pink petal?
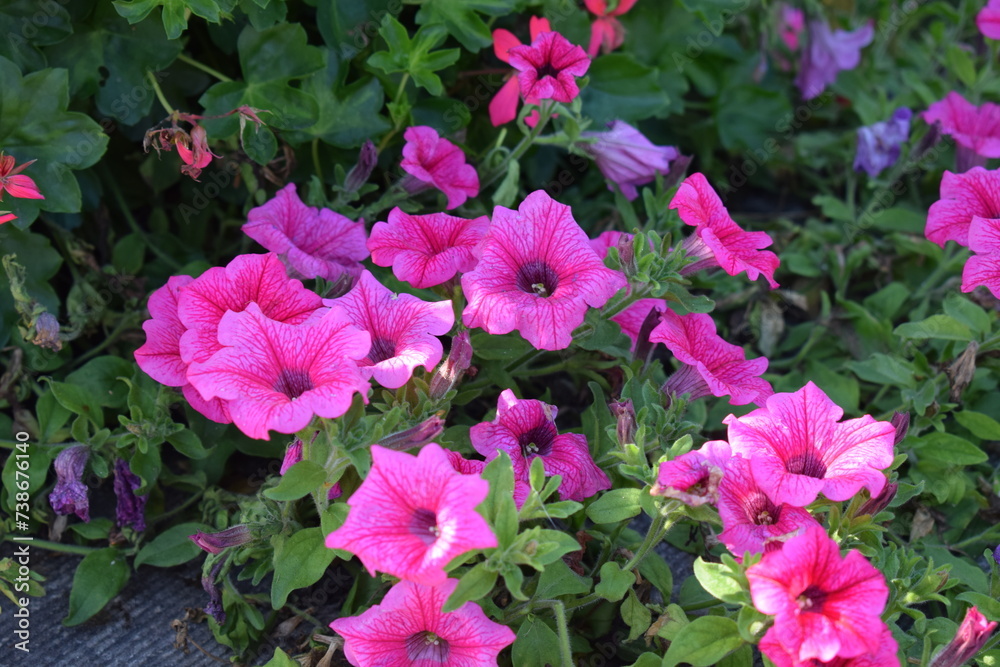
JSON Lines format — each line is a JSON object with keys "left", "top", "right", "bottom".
{"left": 489, "top": 75, "right": 522, "bottom": 127}
{"left": 925, "top": 167, "right": 1000, "bottom": 247}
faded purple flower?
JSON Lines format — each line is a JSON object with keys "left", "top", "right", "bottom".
{"left": 49, "top": 445, "right": 90, "bottom": 522}
{"left": 202, "top": 574, "right": 226, "bottom": 624}
{"left": 854, "top": 108, "right": 912, "bottom": 177}
{"left": 113, "top": 459, "right": 148, "bottom": 532}
{"left": 795, "top": 19, "right": 874, "bottom": 100}
{"left": 579, "top": 120, "right": 679, "bottom": 200}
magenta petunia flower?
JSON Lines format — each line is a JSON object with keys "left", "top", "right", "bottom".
{"left": 759, "top": 622, "right": 898, "bottom": 667}
{"left": 724, "top": 382, "right": 896, "bottom": 507}
{"left": 490, "top": 17, "right": 552, "bottom": 126}
{"left": 445, "top": 448, "right": 532, "bottom": 509}
{"left": 242, "top": 183, "right": 368, "bottom": 283}
{"left": 330, "top": 578, "right": 516, "bottom": 666}
{"left": 717, "top": 456, "right": 819, "bottom": 558}
{"left": 925, "top": 167, "right": 1000, "bottom": 247}
{"left": 962, "top": 215, "right": 1000, "bottom": 297}
{"left": 795, "top": 19, "right": 873, "bottom": 100}
{"left": 462, "top": 190, "right": 627, "bottom": 350}
{"left": 672, "top": 173, "right": 780, "bottom": 288}
{"left": 186, "top": 303, "right": 371, "bottom": 440}
{"left": 651, "top": 308, "right": 773, "bottom": 406}
{"left": 923, "top": 92, "right": 1000, "bottom": 161}
{"left": 980, "top": 0, "right": 1000, "bottom": 39}
{"left": 584, "top": 0, "right": 637, "bottom": 56}
{"left": 579, "top": 120, "right": 679, "bottom": 200}
{"left": 367, "top": 208, "right": 490, "bottom": 289}
{"left": 747, "top": 526, "right": 889, "bottom": 663}
{"left": 508, "top": 31, "right": 591, "bottom": 105}
{"left": 324, "top": 271, "right": 454, "bottom": 389}
{"left": 651, "top": 439, "right": 731, "bottom": 506}
{"left": 400, "top": 126, "right": 479, "bottom": 210}
{"left": 325, "top": 444, "right": 497, "bottom": 586}
{"left": 470, "top": 389, "right": 611, "bottom": 503}
{"left": 177, "top": 253, "right": 322, "bottom": 367}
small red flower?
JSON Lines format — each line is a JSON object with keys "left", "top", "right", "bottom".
{"left": 0, "top": 153, "right": 44, "bottom": 201}
{"left": 176, "top": 124, "right": 220, "bottom": 180}
{"left": 508, "top": 31, "right": 591, "bottom": 105}
{"left": 584, "top": 0, "right": 637, "bottom": 57}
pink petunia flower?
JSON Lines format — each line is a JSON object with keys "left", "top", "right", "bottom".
{"left": 651, "top": 308, "right": 773, "bottom": 406}
{"left": 177, "top": 253, "right": 322, "bottom": 366}
{"left": 508, "top": 31, "right": 591, "bottom": 105}
{"left": 930, "top": 606, "right": 998, "bottom": 667}
{"left": 324, "top": 270, "right": 454, "bottom": 389}
{"left": 186, "top": 303, "right": 371, "bottom": 440}
{"left": 717, "top": 456, "right": 819, "bottom": 558}
{"left": 243, "top": 183, "right": 368, "bottom": 283}
{"left": 724, "top": 381, "right": 896, "bottom": 507}
{"left": 759, "top": 622, "right": 898, "bottom": 667}
{"left": 795, "top": 19, "right": 874, "bottom": 101}
{"left": 579, "top": 120, "right": 680, "bottom": 200}
{"left": 462, "top": 190, "right": 627, "bottom": 350}
{"left": 584, "top": 0, "right": 638, "bottom": 57}
{"left": 979, "top": 0, "right": 1000, "bottom": 40}
{"left": 925, "top": 167, "right": 1000, "bottom": 248}
{"left": 962, "top": 215, "right": 1000, "bottom": 297}
{"left": 746, "top": 525, "right": 890, "bottom": 663}
{"left": 325, "top": 444, "right": 497, "bottom": 585}
{"left": 672, "top": 173, "right": 780, "bottom": 288}
{"left": 923, "top": 92, "right": 1000, "bottom": 164}
{"left": 471, "top": 389, "right": 611, "bottom": 503}
{"left": 0, "top": 153, "right": 44, "bottom": 200}
{"left": 400, "top": 126, "right": 479, "bottom": 210}
{"left": 490, "top": 17, "right": 552, "bottom": 126}
{"left": 367, "top": 208, "right": 490, "bottom": 289}
{"left": 330, "top": 578, "right": 515, "bottom": 666}
{"left": 651, "top": 439, "right": 731, "bottom": 506}
{"left": 444, "top": 448, "right": 532, "bottom": 509}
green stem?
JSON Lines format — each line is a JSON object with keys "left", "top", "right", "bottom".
{"left": 950, "top": 524, "right": 1000, "bottom": 550}
{"left": 4, "top": 536, "right": 97, "bottom": 555}
{"left": 72, "top": 314, "right": 138, "bottom": 367}
{"left": 312, "top": 138, "right": 324, "bottom": 186}
{"left": 376, "top": 73, "right": 412, "bottom": 153}
{"left": 480, "top": 101, "right": 556, "bottom": 191}
{"left": 147, "top": 71, "right": 175, "bottom": 116}
{"left": 913, "top": 245, "right": 962, "bottom": 301}
{"left": 177, "top": 53, "right": 233, "bottom": 82}
{"left": 533, "top": 600, "right": 573, "bottom": 667}
{"left": 102, "top": 167, "right": 184, "bottom": 271}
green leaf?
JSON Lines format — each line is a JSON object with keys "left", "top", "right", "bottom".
{"left": 638, "top": 553, "right": 673, "bottom": 601}
{"left": 367, "top": 18, "right": 459, "bottom": 96}
{"left": 0, "top": 1, "right": 73, "bottom": 72}
{"left": 622, "top": 589, "right": 652, "bottom": 641}
{"left": 130, "top": 445, "right": 161, "bottom": 494}
{"left": 512, "top": 616, "right": 563, "bottom": 667}
{"left": 263, "top": 461, "right": 327, "bottom": 501}
{"left": 534, "top": 559, "right": 591, "bottom": 600}
{"left": 442, "top": 562, "right": 498, "bottom": 612}
{"left": 261, "top": 648, "right": 300, "bottom": 667}
{"left": 114, "top": 0, "right": 232, "bottom": 39}
{"left": 846, "top": 353, "right": 917, "bottom": 389}
{"left": 894, "top": 314, "right": 972, "bottom": 341}
{"left": 956, "top": 592, "right": 1000, "bottom": 622}
{"left": 493, "top": 159, "right": 520, "bottom": 208}
{"left": 412, "top": 0, "right": 515, "bottom": 52}
{"left": 693, "top": 558, "right": 745, "bottom": 605}
{"left": 955, "top": 411, "right": 1000, "bottom": 440}
{"left": 586, "top": 488, "right": 643, "bottom": 524}
{"left": 134, "top": 522, "right": 211, "bottom": 568}
{"left": 166, "top": 429, "right": 209, "bottom": 459}
{"left": 65, "top": 357, "right": 132, "bottom": 409}
{"left": 46, "top": 380, "right": 104, "bottom": 428}
{"left": 943, "top": 292, "right": 991, "bottom": 337}
{"left": 480, "top": 452, "right": 519, "bottom": 547}
{"left": 946, "top": 43, "right": 977, "bottom": 88}
{"left": 661, "top": 616, "right": 744, "bottom": 667}
{"left": 595, "top": 561, "right": 635, "bottom": 602}
{"left": 270, "top": 527, "right": 336, "bottom": 608}
{"left": 242, "top": 123, "right": 277, "bottom": 164}
{"left": 581, "top": 54, "right": 669, "bottom": 125}
{"left": 912, "top": 432, "right": 988, "bottom": 466}
{"left": 63, "top": 548, "right": 130, "bottom": 626}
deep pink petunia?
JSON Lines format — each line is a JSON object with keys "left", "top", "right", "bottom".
{"left": 746, "top": 526, "right": 889, "bottom": 662}
{"left": 400, "top": 126, "right": 480, "bottom": 210}
{"left": 490, "top": 17, "right": 552, "bottom": 126}
{"left": 980, "top": 0, "right": 1000, "bottom": 39}
{"left": 759, "top": 622, "right": 898, "bottom": 667}
{"left": 795, "top": 20, "right": 873, "bottom": 100}
{"left": 470, "top": 389, "right": 610, "bottom": 503}
{"left": 579, "top": 120, "right": 680, "bottom": 200}
{"left": 330, "top": 578, "right": 515, "bottom": 666}
{"left": 186, "top": 303, "right": 371, "bottom": 440}
{"left": 325, "top": 444, "right": 497, "bottom": 585}
{"left": 367, "top": 208, "right": 490, "bottom": 289}
{"left": 724, "top": 381, "right": 896, "bottom": 507}
{"left": 177, "top": 253, "right": 322, "bottom": 366}
{"left": 925, "top": 167, "right": 1000, "bottom": 247}
{"left": 445, "top": 448, "right": 532, "bottom": 509}
{"left": 717, "top": 456, "right": 819, "bottom": 558}
{"left": 324, "top": 270, "right": 454, "bottom": 389}
{"left": 672, "top": 173, "right": 780, "bottom": 288}
{"left": 584, "top": 0, "right": 637, "bottom": 57}
{"left": 243, "top": 183, "right": 368, "bottom": 283}
{"left": 651, "top": 439, "right": 731, "bottom": 506}
{"left": 651, "top": 308, "right": 773, "bottom": 406}
{"left": 923, "top": 92, "right": 1000, "bottom": 159}
{"left": 462, "top": 190, "right": 627, "bottom": 350}
{"left": 508, "top": 31, "right": 591, "bottom": 105}
{"left": 962, "top": 215, "right": 1000, "bottom": 297}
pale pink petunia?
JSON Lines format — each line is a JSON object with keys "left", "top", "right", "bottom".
{"left": 470, "top": 389, "right": 610, "bottom": 503}
{"left": 746, "top": 526, "right": 889, "bottom": 663}
{"left": 367, "top": 208, "right": 490, "bottom": 289}
{"left": 186, "top": 303, "right": 371, "bottom": 440}
{"left": 177, "top": 253, "right": 322, "bottom": 366}
{"left": 508, "top": 31, "right": 591, "bottom": 105}
{"left": 672, "top": 173, "right": 780, "bottom": 288}
{"left": 979, "top": 0, "right": 1000, "bottom": 40}
{"left": 759, "top": 622, "right": 898, "bottom": 667}
{"left": 579, "top": 120, "right": 680, "bottom": 200}
{"left": 717, "top": 456, "right": 819, "bottom": 558}
{"left": 330, "top": 578, "right": 515, "bottom": 666}
{"left": 324, "top": 270, "right": 454, "bottom": 389}
{"left": 462, "top": 190, "right": 627, "bottom": 350}
{"left": 651, "top": 308, "right": 773, "bottom": 406}
{"left": 923, "top": 92, "right": 1000, "bottom": 159}
{"left": 400, "top": 126, "right": 479, "bottom": 210}
{"left": 795, "top": 20, "right": 874, "bottom": 100}
{"left": 962, "top": 215, "right": 1000, "bottom": 297}
{"left": 725, "top": 381, "right": 896, "bottom": 507}
{"left": 584, "top": 0, "right": 638, "bottom": 57}
{"left": 651, "top": 439, "right": 731, "bottom": 506}
{"left": 325, "top": 444, "right": 497, "bottom": 585}
{"left": 490, "top": 17, "right": 552, "bottom": 126}
{"left": 926, "top": 167, "right": 1000, "bottom": 247}
{"left": 243, "top": 183, "right": 368, "bottom": 283}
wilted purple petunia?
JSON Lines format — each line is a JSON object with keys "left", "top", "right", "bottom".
{"left": 854, "top": 108, "right": 912, "bottom": 178}
{"left": 113, "top": 459, "right": 148, "bottom": 532}
{"left": 49, "top": 445, "right": 90, "bottom": 522}
{"left": 579, "top": 120, "right": 679, "bottom": 200}
{"left": 795, "top": 19, "right": 874, "bottom": 100}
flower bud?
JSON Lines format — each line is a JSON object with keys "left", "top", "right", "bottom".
{"left": 377, "top": 415, "right": 445, "bottom": 451}
{"left": 280, "top": 439, "right": 303, "bottom": 475}
{"left": 113, "top": 459, "right": 148, "bottom": 532}
{"left": 429, "top": 331, "right": 473, "bottom": 399}
{"left": 929, "top": 606, "right": 998, "bottom": 667}
{"left": 857, "top": 482, "right": 897, "bottom": 518}
{"left": 609, "top": 400, "right": 636, "bottom": 446}
{"left": 890, "top": 411, "right": 909, "bottom": 446}
{"left": 190, "top": 525, "right": 253, "bottom": 555}
{"left": 49, "top": 445, "right": 90, "bottom": 522}
{"left": 345, "top": 140, "right": 377, "bottom": 193}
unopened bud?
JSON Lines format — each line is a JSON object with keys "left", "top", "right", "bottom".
{"left": 610, "top": 400, "right": 636, "bottom": 446}
{"left": 190, "top": 525, "right": 253, "bottom": 554}
{"left": 615, "top": 234, "right": 636, "bottom": 276}
{"left": 429, "top": 331, "right": 473, "bottom": 399}
{"left": 857, "top": 482, "right": 897, "bottom": 517}
{"left": 890, "top": 411, "right": 909, "bottom": 446}
{"left": 345, "top": 140, "right": 377, "bottom": 192}
{"left": 377, "top": 415, "right": 445, "bottom": 451}
{"left": 929, "top": 606, "right": 998, "bottom": 667}
{"left": 280, "top": 439, "right": 303, "bottom": 475}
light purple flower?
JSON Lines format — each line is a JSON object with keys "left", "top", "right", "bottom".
{"left": 795, "top": 19, "right": 874, "bottom": 100}
{"left": 854, "top": 108, "right": 912, "bottom": 178}
{"left": 579, "top": 120, "right": 679, "bottom": 200}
